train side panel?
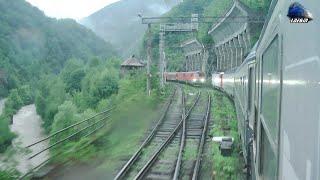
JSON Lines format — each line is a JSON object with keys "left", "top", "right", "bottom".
{"left": 165, "top": 71, "right": 205, "bottom": 83}
{"left": 277, "top": 1, "right": 320, "bottom": 180}
{"left": 164, "top": 72, "right": 177, "bottom": 81}
{"left": 223, "top": 72, "right": 235, "bottom": 96}
{"left": 212, "top": 73, "right": 223, "bottom": 88}
{"left": 212, "top": 1, "right": 320, "bottom": 180}
{"left": 253, "top": 1, "right": 320, "bottom": 180}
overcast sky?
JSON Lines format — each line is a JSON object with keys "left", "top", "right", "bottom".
{"left": 26, "top": 0, "right": 120, "bottom": 20}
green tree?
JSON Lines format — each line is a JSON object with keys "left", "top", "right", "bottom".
{"left": 82, "top": 68, "right": 119, "bottom": 107}
{"left": 64, "top": 68, "right": 86, "bottom": 93}
{"left": 0, "top": 170, "right": 18, "bottom": 180}
{"left": 0, "top": 116, "right": 15, "bottom": 152}
{"left": 50, "top": 101, "right": 79, "bottom": 143}
{"left": 17, "top": 85, "right": 33, "bottom": 104}
{"left": 51, "top": 101, "right": 79, "bottom": 131}
{"left": 5, "top": 89, "right": 22, "bottom": 111}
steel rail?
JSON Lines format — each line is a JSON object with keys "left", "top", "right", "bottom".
{"left": 26, "top": 107, "right": 115, "bottom": 148}
{"left": 19, "top": 122, "right": 106, "bottom": 180}
{"left": 133, "top": 90, "right": 200, "bottom": 180}
{"left": 28, "top": 114, "right": 111, "bottom": 159}
{"left": 83, "top": 121, "right": 107, "bottom": 138}
{"left": 192, "top": 94, "right": 211, "bottom": 180}
{"left": 114, "top": 89, "right": 177, "bottom": 180}
{"left": 19, "top": 150, "right": 63, "bottom": 180}
{"left": 173, "top": 91, "right": 201, "bottom": 180}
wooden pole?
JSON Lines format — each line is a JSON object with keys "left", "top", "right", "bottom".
{"left": 147, "top": 24, "right": 152, "bottom": 96}
{"left": 159, "top": 31, "right": 165, "bottom": 88}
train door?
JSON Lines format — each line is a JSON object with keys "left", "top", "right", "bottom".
{"left": 219, "top": 73, "right": 224, "bottom": 88}
{"left": 253, "top": 56, "right": 260, "bottom": 175}
{"left": 257, "top": 30, "right": 282, "bottom": 180}
{"left": 246, "top": 62, "right": 256, "bottom": 178}
{"left": 248, "top": 64, "right": 255, "bottom": 129}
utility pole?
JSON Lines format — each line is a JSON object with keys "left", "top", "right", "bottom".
{"left": 140, "top": 14, "right": 263, "bottom": 88}
{"left": 159, "top": 29, "right": 165, "bottom": 88}
{"left": 146, "top": 24, "right": 152, "bottom": 96}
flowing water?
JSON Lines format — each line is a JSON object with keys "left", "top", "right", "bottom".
{"left": 9, "top": 104, "right": 49, "bottom": 174}
{"left": 0, "top": 99, "right": 6, "bottom": 169}
{"left": 0, "top": 98, "right": 5, "bottom": 115}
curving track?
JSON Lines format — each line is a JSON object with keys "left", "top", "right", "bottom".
{"left": 115, "top": 87, "right": 185, "bottom": 179}
{"left": 179, "top": 93, "right": 211, "bottom": 180}
{"left": 115, "top": 87, "right": 212, "bottom": 180}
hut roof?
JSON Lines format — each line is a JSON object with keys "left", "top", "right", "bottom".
{"left": 121, "top": 55, "right": 145, "bottom": 67}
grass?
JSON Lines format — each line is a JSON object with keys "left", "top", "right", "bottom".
{"left": 183, "top": 140, "right": 198, "bottom": 161}
{"left": 155, "top": 143, "right": 179, "bottom": 172}
{"left": 40, "top": 72, "right": 176, "bottom": 179}
{"left": 87, "top": 94, "right": 166, "bottom": 176}
{"left": 179, "top": 85, "right": 244, "bottom": 179}
{"left": 39, "top": 85, "right": 172, "bottom": 179}
{"left": 184, "top": 86, "right": 199, "bottom": 111}
{"left": 210, "top": 90, "right": 244, "bottom": 180}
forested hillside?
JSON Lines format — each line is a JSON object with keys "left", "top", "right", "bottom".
{"left": 141, "top": 0, "right": 271, "bottom": 73}
{"left": 80, "top": 0, "right": 181, "bottom": 57}
{"left": 0, "top": 0, "right": 116, "bottom": 153}
{"left": 0, "top": 0, "right": 116, "bottom": 97}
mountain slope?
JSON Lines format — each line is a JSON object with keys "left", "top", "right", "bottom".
{"left": 140, "top": 0, "right": 271, "bottom": 74}
{"left": 0, "top": 0, "right": 116, "bottom": 96}
{"left": 0, "top": 0, "right": 118, "bottom": 153}
{"left": 80, "top": 0, "right": 181, "bottom": 57}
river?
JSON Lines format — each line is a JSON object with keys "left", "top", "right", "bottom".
{"left": 0, "top": 99, "right": 6, "bottom": 169}
{"left": 0, "top": 98, "right": 5, "bottom": 115}
{"left": 9, "top": 104, "right": 49, "bottom": 174}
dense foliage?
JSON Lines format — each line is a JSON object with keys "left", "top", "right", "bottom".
{"left": 0, "top": 0, "right": 116, "bottom": 152}
{"left": 140, "top": 0, "right": 271, "bottom": 74}
{"left": 0, "top": 170, "right": 18, "bottom": 180}
{"left": 140, "top": 0, "right": 233, "bottom": 74}
{"left": 0, "top": 0, "right": 116, "bottom": 97}
{"left": 35, "top": 58, "right": 120, "bottom": 132}
{"left": 33, "top": 55, "right": 168, "bottom": 165}
{"left": 210, "top": 90, "right": 243, "bottom": 179}
{"left": 0, "top": 85, "right": 33, "bottom": 152}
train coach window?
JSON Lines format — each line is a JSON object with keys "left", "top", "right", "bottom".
{"left": 248, "top": 67, "right": 254, "bottom": 112}
{"left": 261, "top": 36, "right": 280, "bottom": 144}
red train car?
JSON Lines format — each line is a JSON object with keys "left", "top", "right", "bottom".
{"left": 164, "top": 71, "right": 205, "bottom": 83}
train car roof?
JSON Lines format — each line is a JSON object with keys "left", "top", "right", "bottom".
{"left": 246, "top": 43, "right": 257, "bottom": 60}
{"left": 239, "top": 43, "right": 257, "bottom": 67}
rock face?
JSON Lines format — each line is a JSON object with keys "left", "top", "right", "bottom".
{"left": 80, "top": 0, "right": 181, "bottom": 57}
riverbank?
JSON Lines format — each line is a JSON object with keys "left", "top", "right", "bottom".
{"left": 0, "top": 99, "right": 7, "bottom": 171}
{"left": 0, "top": 99, "right": 6, "bottom": 115}
{"left": 0, "top": 104, "right": 48, "bottom": 176}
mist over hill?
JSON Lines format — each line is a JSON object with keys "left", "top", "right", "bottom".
{"left": 0, "top": 0, "right": 116, "bottom": 96}
{"left": 0, "top": 0, "right": 119, "bottom": 153}
{"left": 80, "top": 0, "right": 181, "bottom": 57}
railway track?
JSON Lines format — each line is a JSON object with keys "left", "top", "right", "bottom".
{"left": 114, "top": 87, "right": 182, "bottom": 179}
{"left": 115, "top": 88, "right": 212, "bottom": 180}
{"left": 145, "top": 93, "right": 211, "bottom": 180}
{"left": 114, "top": 87, "right": 200, "bottom": 180}
{"left": 131, "top": 90, "right": 200, "bottom": 180}
{"left": 178, "top": 93, "right": 210, "bottom": 180}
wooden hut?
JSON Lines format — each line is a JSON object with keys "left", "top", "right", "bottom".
{"left": 120, "top": 55, "right": 145, "bottom": 76}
